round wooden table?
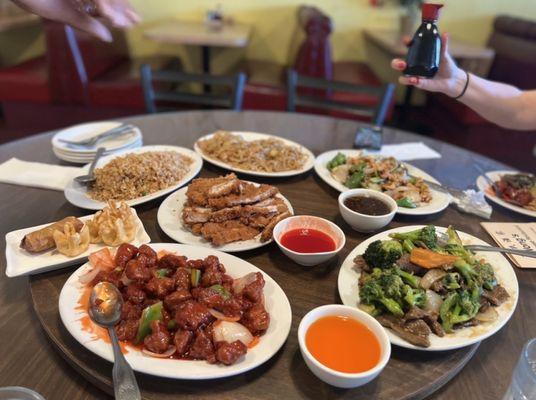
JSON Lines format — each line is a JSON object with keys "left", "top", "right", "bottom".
{"left": 0, "top": 111, "right": 532, "bottom": 400}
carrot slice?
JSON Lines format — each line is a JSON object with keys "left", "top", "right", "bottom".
{"left": 88, "top": 248, "right": 115, "bottom": 271}
{"left": 410, "top": 248, "right": 459, "bottom": 269}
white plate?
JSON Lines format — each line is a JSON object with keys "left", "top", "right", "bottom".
{"left": 59, "top": 243, "right": 293, "bottom": 380}
{"left": 5, "top": 208, "right": 150, "bottom": 277}
{"left": 337, "top": 225, "right": 519, "bottom": 351}
{"left": 157, "top": 186, "right": 294, "bottom": 252}
{"left": 52, "top": 121, "right": 142, "bottom": 154}
{"left": 64, "top": 145, "right": 203, "bottom": 210}
{"left": 53, "top": 139, "right": 143, "bottom": 164}
{"left": 314, "top": 149, "right": 450, "bottom": 216}
{"left": 194, "top": 131, "right": 315, "bottom": 178}
{"left": 476, "top": 170, "right": 536, "bottom": 218}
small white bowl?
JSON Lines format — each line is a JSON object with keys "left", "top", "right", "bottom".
{"left": 298, "top": 304, "right": 391, "bottom": 388}
{"left": 338, "top": 189, "right": 397, "bottom": 233}
{"left": 273, "top": 216, "right": 345, "bottom": 266}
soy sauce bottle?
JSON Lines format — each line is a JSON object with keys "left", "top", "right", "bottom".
{"left": 404, "top": 3, "right": 443, "bottom": 78}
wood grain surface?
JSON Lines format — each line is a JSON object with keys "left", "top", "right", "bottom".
{"left": 1, "top": 111, "right": 533, "bottom": 400}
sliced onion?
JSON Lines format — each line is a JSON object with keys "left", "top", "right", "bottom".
{"left": 78, "top": 266, "right": 102, "bottom": 285}
{"left": 212, "top": 321, "right": 253, "bottom": 346}
{"left": 209, "top": 308, "right": 240, "bottom": 322}
{"left": 142, "top": 346, "right": 176, "bottom": 358}
{"left": 120, "top": 271, "right": 132, "bottom": 287}
{"left": 424, "top": 290, "right": 443, "bottom": 313}
{"left": 420, "top": 269, "right": 447, "bottom": 290}
{"left": 232, "top": 273, "right": 258, "bottom": 294}
{"left": 475, "top": 307, "right": 498, "bottom": 323}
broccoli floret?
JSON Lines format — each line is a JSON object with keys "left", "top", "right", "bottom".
{"left": 443, "top": 226, "right": 476, "bottom": 264}
{"left": 439, "top": 285, "right": 482, "bottom": 332}
{"left": 453, "top": 259, "right": 479, "bottom": 285}
{"left": 402, "top": 285, "right": 426, "bottom": 308}
{"left": 474, "top": 262, "right": 497, "bottom": 291}
{"left": 389, "top": 225, "right": 438, "bottom": 250}
{"left": 363, "top": 240, "right": 404, "bottom": 269}
{"left": 360, "top": 278, "right": 405, "bottom": 317}
{"left": 378, "top": 271, "right": 405, "bottom": 300}
{"left": 442, "top": 272, "right": 461, "bottom": 290}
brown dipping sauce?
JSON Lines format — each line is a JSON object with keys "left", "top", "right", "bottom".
{"left": 344, "top": 195, "right": 391, "bottom": 216}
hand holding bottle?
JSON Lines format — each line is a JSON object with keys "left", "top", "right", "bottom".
{"left": 391, "top": 33, "right": 467, "bottom": 98}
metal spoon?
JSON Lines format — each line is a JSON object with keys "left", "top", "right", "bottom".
{"left": 74, "top": 147, "right": 105, "bottom": 185}
{"left": 89, "top": 282, "right": 141, "bottom": 400}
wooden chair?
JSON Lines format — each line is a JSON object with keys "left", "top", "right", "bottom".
{"left": 286, "top": 69, "right": 395, "bottom": 125}
{"left": 140, "top": 65, "right": 246, "bottom": 113}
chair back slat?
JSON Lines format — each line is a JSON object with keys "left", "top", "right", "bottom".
{"left": 140, "top": 64, "right": 246, "bottom": 113}
{"left": 297, "top": 95, "right": 376, "bottom": 117}
{"left": 153, "top": 92, "right": 233, "bottom": 108}
{"left": 286, "top": 69, "right": 395, "bottom": 126}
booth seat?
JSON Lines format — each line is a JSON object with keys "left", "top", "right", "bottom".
{"left": 0, "top": 19, "right": 176, "bottom": 130}
{"left": 0, "top": 56, "right": 50, "bottom": 103}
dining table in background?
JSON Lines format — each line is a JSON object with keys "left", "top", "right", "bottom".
{"left": 0, "top": 110, "right": 533, "bottom": 400}
{"left": 144, "top": 19, "right": 251, "bottom": 80}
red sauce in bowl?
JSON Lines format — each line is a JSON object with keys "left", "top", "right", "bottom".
{"left": 280, "top": 228, "right": 336, "bottom": 253}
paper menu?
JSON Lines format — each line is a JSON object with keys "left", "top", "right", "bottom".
{"left": 481, "top": 223, "right": 536, "bottom": 268}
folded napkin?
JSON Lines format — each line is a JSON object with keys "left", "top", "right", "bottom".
{"left": 364, "top": 142, "right": 441, "bottom": 161}
{"left": 0, "top": 158, "right": 83, "bottom": 191}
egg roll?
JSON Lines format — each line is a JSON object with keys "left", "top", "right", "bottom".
{"left": 20, "top": 216, "right": 84, "bottom": 253}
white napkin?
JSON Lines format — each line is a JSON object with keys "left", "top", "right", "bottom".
{"left": 364, "top": 142, "right": 441, "bottom": 161}
{"left": 0, "top": 158, "right": 83, "bottom": 191}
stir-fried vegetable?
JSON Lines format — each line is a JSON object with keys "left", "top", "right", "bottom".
{"left": 359, "top": 267, "right": 425, "bottom": 317}
{"left": 327, "top": 152, "right": 346, "bottom": 170}
{"left": 135, "top": 302, "right": 163, "bottom": 344}
{"left": 210, "top": 284, "right": 231, "bottom": 300}
{"left": 396, "top": 197, "right": 417, "bottom": 208}
{"left": 389, "top": 225, "right": 438, "bottom": 250}
{"left": 344, "top": 163, "right": 367, "bottom": 189}
{"left": 362, "top": 240, "right": 403, "bottom": 269}
{"left": 358, "top": 225, "right": 506, "bottom": 340}
{"left": 410, "top": 248, "right": 459, "bottom": 269}
{"left": 156, "top": 268, "right": 170, "bottom": 278}
{"left": 191, "top": 268, "right": 201, "bottom": 287}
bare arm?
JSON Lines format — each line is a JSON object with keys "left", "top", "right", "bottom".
{"left": 392, "top": 33, "right": 536, "bottom": 131}
{"left": 12, "top": 0, "right": 140, "bottom": 42}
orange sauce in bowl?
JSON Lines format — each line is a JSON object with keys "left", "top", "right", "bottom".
{"left": 305, "top": 315, "right": 381, "bottom": 373}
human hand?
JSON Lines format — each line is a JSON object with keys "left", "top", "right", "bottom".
{"left": 12, "top": 0, "right": 140, "bottom": 42}
{"left": 391, "top": 33, "right": 467, "bottom": 97}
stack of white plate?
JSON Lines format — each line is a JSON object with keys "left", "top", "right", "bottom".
{"left": 52, "top": 121, "right": 143, "bottom": 164}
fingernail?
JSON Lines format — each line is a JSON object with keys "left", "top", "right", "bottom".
{"left": 410, "top": 77, "right": 418, "bottom": 84}
{"left": 397, "top": 62, "right": 405, "bottom": 68}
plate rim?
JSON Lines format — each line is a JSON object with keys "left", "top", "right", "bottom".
{"left": 52, "top": 121, "right": 142, "bottom": 154}
{"left": 476, "top": 169, "right": 536, "bottom": 218}
{"left": 314, "top": 149, "right": 450, "bottom": 216}
{"left": 194, "top": 131, "right": 315, "bottom": 178}
{"left": 64, "top": 145, "right": 203, "bottom": 210}
{"left": 156, "top": 184, "right": 294, "bottom": 252}
{"left": 337, "top": 224, "right": 519, "bottom": 351}
{"left": 58, "top": 243, "right": 293, "bottom": 379}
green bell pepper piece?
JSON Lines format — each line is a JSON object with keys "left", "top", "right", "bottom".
{"left": 191, "top": 268, "right": 201, "bottom": 287}
{"left": 156, "top": 268, "right": 170, "bottom": 278}
{"left": 327, "top": 152, "right": 346, "bottom": 170}
{"left": 135, "top": 301, "right": 163, "bottom": 344}
{"left": 396, "top": 197, "right": 417, "bottom": 208}
{"left": 210, "top": 284, "right": 231, "bottom": 300}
